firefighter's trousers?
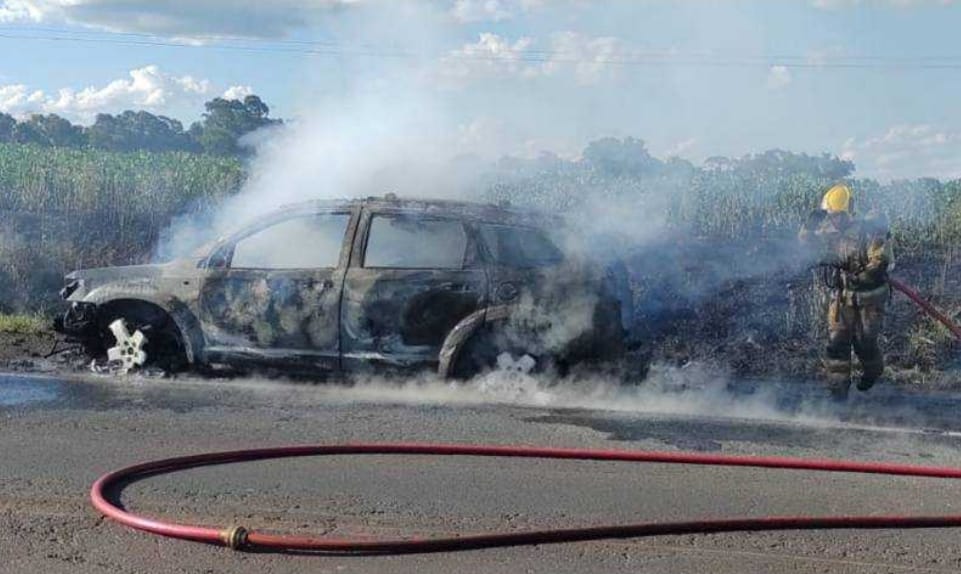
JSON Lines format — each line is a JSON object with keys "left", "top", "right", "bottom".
{"left": 823, "top": 287, "right": 887, "bottom": 392}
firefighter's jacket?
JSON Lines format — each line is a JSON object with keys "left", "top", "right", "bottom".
{"left": 798, "top": 210, "right": 893, "bottom": 306}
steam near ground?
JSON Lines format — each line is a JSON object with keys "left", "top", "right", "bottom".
{"left": 149, "top": 363, "right": 947, "bottom": 435}
{"left": 332, "top": 365, "right": 798, "bottom": 420}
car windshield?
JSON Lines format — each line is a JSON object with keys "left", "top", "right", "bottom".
{"left": 478, "top": 224, "right": 564, "bottom": 268}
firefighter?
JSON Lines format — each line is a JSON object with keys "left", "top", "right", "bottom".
{"left": 799, "top": 184, "right": 893, "bottom": 400}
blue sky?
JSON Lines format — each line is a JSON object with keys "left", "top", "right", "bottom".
{"left": 1, "top": 0, "right": 960, "bottom": 180}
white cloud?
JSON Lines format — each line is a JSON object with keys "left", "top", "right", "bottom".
{"left": 0, "top": 65, "right": 220, "bottom": 123}
{"left": 0, "top": 0, "right": 359, "bottom": 39}
{"left": 223, "top": 85, "right": 254, "bottom": 100}
{"left": 840, "top": 124, "right": 961, "bottom": 180}
{"left": 766, "top": 65, "right": 792, "bottom": 90}
{"left": 546, "top": 31, "right": 639, "bottom": 85}
{"left": 439, "top": 31, "right": 646, "bottom": 86}
{"left": 0, "top": 85, "right": 42, "bottom": 112}
{"left": 0, "top": 0, "right": 44, "bottom": 21}
{"left": 0, "top": 0, "right": 552, "bottom": 35}
{"left": 439, "top": 32, "right": 539, "bottom": 82}
{"left": 449, "top": 0, "right": 544, "bottom": 23}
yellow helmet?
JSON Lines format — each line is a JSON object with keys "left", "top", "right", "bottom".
{"left": 821, "top": 184, "right": 852, "bottom": 213}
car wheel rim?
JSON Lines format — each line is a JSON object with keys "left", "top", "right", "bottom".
{"left": 494, "top": 352, "right": 537, "bottom": 375}
{"left": 105, "top": 319, "right": 149, "bottom": 375}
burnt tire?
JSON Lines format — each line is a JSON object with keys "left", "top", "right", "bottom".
{"left": 98, "top": 304, "right": 188, "bottom": 374}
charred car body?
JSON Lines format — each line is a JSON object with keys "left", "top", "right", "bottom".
{"left": 55, "top": 197, "right": 629, "bottom": 378}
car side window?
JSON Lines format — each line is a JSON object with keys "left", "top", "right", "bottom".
{"left": 230, "top": 213, "right": 350, "bottom": 269}
{"left": 364, "top": 215, "right": 467, "bottom": 269}
{"left": 478, "top": 224, "right": 564, "bottom": 268}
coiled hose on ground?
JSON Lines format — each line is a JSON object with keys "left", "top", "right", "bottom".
{"left": 92, "top": 443, "right": 961, "bottom": 554}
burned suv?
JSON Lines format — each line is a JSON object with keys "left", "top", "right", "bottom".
{"left": 55, "top": 197, "right": 629, "bottom": 378}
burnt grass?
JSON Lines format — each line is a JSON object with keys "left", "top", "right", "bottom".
{"left": 629, "top": 238, "right": 961, "bottom": 389}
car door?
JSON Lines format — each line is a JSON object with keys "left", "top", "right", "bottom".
{"left": 198, "top": 208, "right": 356, "bottom": 370}
{"left": 340, "top": 208, "right": 488, "bottom": 371}
{"left": 476, "top": 222, "right": 567, "bottom": 305}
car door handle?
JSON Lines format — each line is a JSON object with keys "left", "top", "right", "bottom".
{"left": 308, "top": 279, "right": 335, "bottom": 289}
{"left": 443, "top": 283, "right": 472, "bottom": 293}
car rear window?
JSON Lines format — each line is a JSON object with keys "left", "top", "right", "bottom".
{"left": 479, "top": 224, "right": 564, "bottom": 268}
{"left": 364, "top": 215, "right": 468, "bottom": 269}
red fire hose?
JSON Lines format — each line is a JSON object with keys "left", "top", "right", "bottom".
{"left": 91, "top": 443, "right": 961, "bottom": 554}
{"left": 890, "top": 276, "right": 961, "bottom": 341}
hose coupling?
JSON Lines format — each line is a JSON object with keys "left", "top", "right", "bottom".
{"left": 220, "top": 526, "right": 249, "bottom": 550}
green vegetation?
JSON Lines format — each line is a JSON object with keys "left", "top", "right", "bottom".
{"left": 0, "top": 95, "right": 281, "bottom": 157}
{"left": 0, "top": 313, "right": 46, "bottom": 335}
{"left": 0, "top": 143, "right": 245, "bottom": 214}
{"left": 0, "top": 143, "right": 245, "bottom": 311}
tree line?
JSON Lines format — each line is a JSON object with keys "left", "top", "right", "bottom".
{"left": 0, "top": 95, "right": 281, "bottom": 157}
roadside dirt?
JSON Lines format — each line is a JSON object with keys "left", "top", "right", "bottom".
{"left": 0, "top": 330, "right": 55, "bottom": 364}
{"left": 0, "top": 330, "right": 86, "bottom": 374}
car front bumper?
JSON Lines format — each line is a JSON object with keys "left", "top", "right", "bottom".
{"left": 53, "top": 301, "right": 100, "bottom": 339}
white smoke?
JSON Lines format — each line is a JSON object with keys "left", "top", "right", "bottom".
{"left": 155, "top": 83, "right": 499, "bottom": 261}
{"left": 112, "top": 363, "right": 939, "bottom": 436}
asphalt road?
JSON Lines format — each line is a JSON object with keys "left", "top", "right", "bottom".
{"left": 4, "top": 371, "right": 961, "bottom": 573}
